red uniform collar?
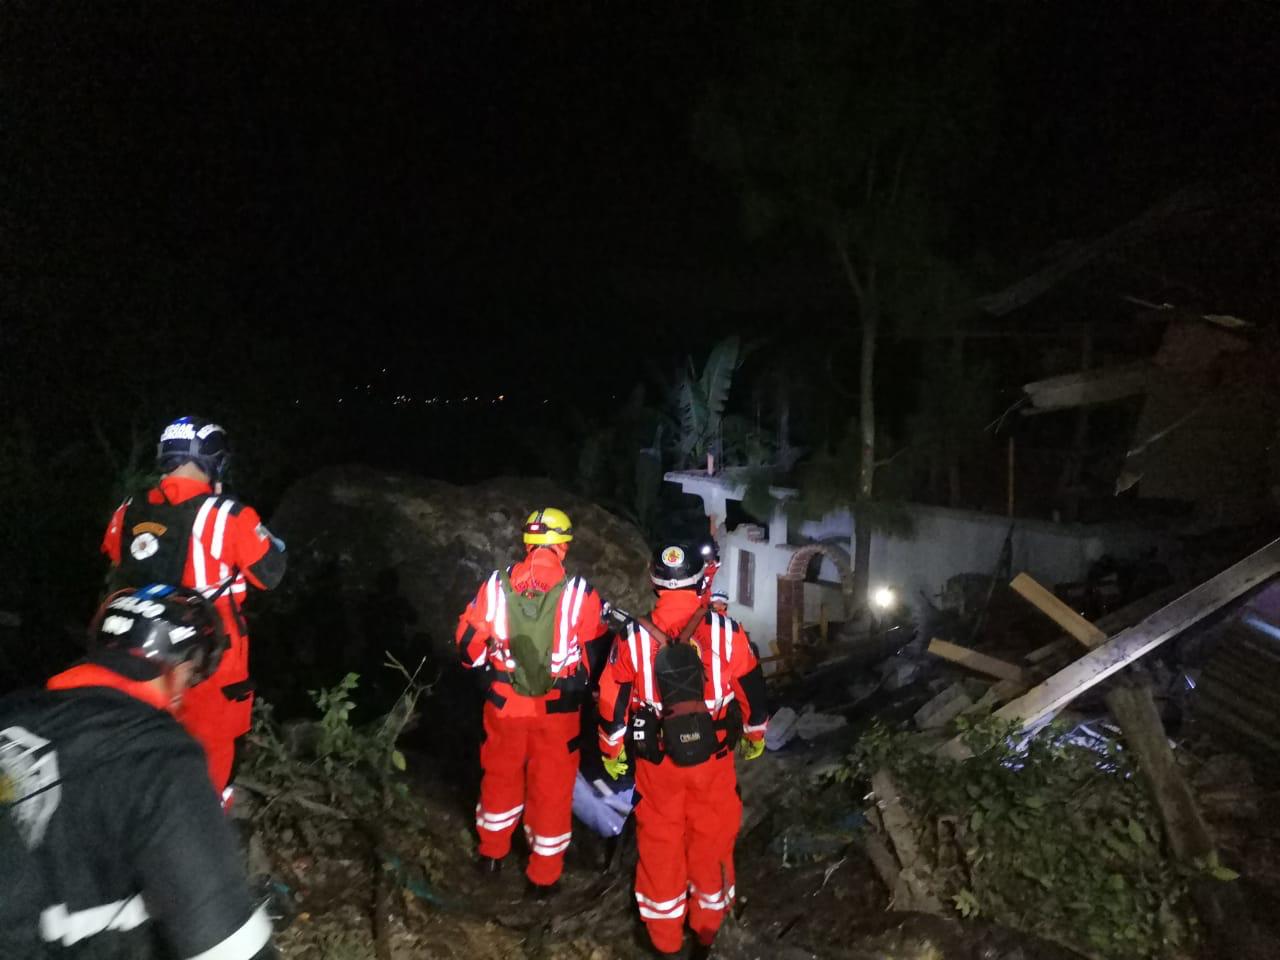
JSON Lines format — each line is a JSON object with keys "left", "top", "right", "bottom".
{"left": 510, "top": 549, "right": 567, "bottom": 593}
{"left": 652, "top": 589, "right": 708, "bottom": 635}
{"left": 47, "top": 663, "right": 172, "bottom": 712}
{"left": 151, "top": 475, "right": 214, "bottom": 505}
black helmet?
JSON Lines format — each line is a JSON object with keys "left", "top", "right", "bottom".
{"left": 156, "top": 416, "right": 230, "bottom": 481}
{"left": 90, "top": 585, "right": 228, "bottom": 684}
{"left": 649, "top": 542, "right": 707, "bottom": 590}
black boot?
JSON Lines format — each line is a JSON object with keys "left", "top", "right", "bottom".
{"left": 524, "top": 879, "right": 560, "bottom": 901}
{"left": 636, "top": 926, "right": 682, "bottom": 957}
{"left": 688, "top": 940, "right": 713, "bottom": 960}
{"left": 476, "top": 855, "right": 503, "bottom": 877}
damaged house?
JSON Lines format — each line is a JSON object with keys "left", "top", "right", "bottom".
{"left": 666, "top": 467, "right": 1171, "bottom": 661}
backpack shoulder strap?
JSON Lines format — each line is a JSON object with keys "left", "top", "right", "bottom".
{"left": 631, "top": 614, "right": 672, "bottom": 646}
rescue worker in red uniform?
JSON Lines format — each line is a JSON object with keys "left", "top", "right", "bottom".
{"left": 101, "top": 416, "right": 287, "bottom": 803}
{"left": 597, "top": 543, "right": 769, "bottom": 958}
{"left": 456, "top": 507, "right": 606, "bottom": 896}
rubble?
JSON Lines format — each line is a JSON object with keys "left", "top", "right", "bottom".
{"left": 912, "top": 683, "right": 973, "bottom": 731}
{"left": 766, "top": 704, "right": 849, "bottom": 750}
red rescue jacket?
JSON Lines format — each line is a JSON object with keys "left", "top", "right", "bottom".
{"left": 596, "top": 590, "right": 769, "bottom": 759}
{"left": 456, "top": 549, "right": 605, "bottom": 717}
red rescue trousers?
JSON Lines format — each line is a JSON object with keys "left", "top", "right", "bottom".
{"left": 475, "top": 700, "right": 580, "bottom": 886}
{"left": 178, "top": 618, "right": 253, "bottom": 797}
{"left": 633, "top": 751, "right": 741, "bottom": 954}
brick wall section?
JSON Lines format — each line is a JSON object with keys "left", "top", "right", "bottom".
{"left": 785, "top": 543, "right": 853, "bottom": 584}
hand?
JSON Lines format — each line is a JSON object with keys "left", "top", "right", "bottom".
{"left": 737, "top": 737, "right": 765, "bottom": 761}
{"left": 603, "top": 748, "right": 629, "bottom": 780}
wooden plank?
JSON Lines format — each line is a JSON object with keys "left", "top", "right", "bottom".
{"left": 928, "top": 639, "right": 1028, "bottom": 683}
{"left": 870, "top": 769, "right": 945, "bottom": 914}
{"left": 1106, "top": 682, "right": 1253, "bottom": 955}
{"left": 1021, "top": 586, "right": 1184, "bottom": 665}
{"left": 1022, "top": 361, "right": 1151, "bottom": 412}
{"left": 1106, "top": 683, "right": 1213, "bottom": 861}
{"left": 871, "top": 769, "right": 922, "bottom": 870}
{"left": 962, "top": 679, "right": 1028, "bottom": 718}
{"left": 944, "top": 538, "right": 1280, "bottom": 760}
{"left": 914, "top": 683, "right": 974, "bottom": 730}
{"left": 1010, "top": 572, "right": 1107, "bottom": 648}
{"left": 1094, "top": 582, "right": 1187, "bottom": 636}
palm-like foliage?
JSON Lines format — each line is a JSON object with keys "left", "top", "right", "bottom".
{"left": 676, "top": 336, "right": 744, "bottom": 466}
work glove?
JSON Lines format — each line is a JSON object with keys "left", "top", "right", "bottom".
{"left": 603, "top": 748, "right": 629, "bottom": 780}
{"left": 737, "top": 737, "right": 765, "bottom": 761}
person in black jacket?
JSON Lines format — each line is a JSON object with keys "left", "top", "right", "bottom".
{"left": 0, "top": 584, "right": 274, "bottom": 960}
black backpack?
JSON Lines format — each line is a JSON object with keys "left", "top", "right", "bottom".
{"left": 111, "top": 490, "right": 213, "bottom": 592}
{"left": 654, "top": 638, "right": 717, "bottom": 767}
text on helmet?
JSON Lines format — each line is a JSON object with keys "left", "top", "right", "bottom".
{"left": 100, "top": 615, "right": 135, "bottom": 636}
{"left": 109, "top": 596, "right": 166, "bottom": 619}
{"left": 161, "top": 423, "right": 197, "bottom": 442}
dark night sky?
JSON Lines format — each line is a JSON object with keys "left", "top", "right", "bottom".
{"left": 3, "top": 1, "right": 1279, "bottom": 433}
{"left": 1, "top": 0, "right": 1279, "bottom": 650}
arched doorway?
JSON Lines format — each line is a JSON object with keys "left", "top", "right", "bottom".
{"left": 775, "top": 542, "right": 853, "bottom": 669}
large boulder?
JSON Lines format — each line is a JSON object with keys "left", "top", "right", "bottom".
{"left": 259, "top": 466, "right": 652, "bottom": 673}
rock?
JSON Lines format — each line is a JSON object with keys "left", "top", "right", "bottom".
{"left": 262, "top": 466, "right": 652, "bottom": 663}
{"left": 846, "top": 676, "right": 882, "bottom": 705}
{"left": 795, "top": 705, "right": 848, "bottom": 741}
{"left": 914, "top": 683, "right": 974, "bottom": 731}
{"left": 766, "top": 706, "right": 800, "bottom": 751}
{"left": 879, "top": 655, "right": 924, "bottom": 691}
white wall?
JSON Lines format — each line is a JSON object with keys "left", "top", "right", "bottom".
{"left": 868, "top": 505, "right": 1168, "bottom": 622}
{"left": 711, "top": 501, "right": 1170, "bottom": 657}
{"left": 667, "top": 472, "right": 1172, "bottom": 658}
{"left": 711, "top": 531, "right": 791, "bottom": 645}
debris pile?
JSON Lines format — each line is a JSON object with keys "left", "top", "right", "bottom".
{"left": 848, "top": 540, "right": 1280, "bottom": 959}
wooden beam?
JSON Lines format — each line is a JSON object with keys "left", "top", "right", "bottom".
{"left": 928, "top": 639, "right": 1028, "bottom": 683}
{"left": 1106, "top": 682, "right": 1252, "bottom": 955}
{"left": 1010, "top": 573, "right": 1107, "bottom": 648}
{"left": 958, "top": 679, "right": 1029, "bottom": 722}
{"left": 1021, "top": 586, "right": 1185, "bottom": 665}
{"left": 1094, "top": 582, "right": 1186, "bottom": 636}
{"left": 1105, "top": 683, "right": 1214, "bottom": 862}
{"left": 1022, "top": 361, "right": 1151, "bottom": 413}
{"left": 943, "top": 538, "right": 1280, "bottom": 759}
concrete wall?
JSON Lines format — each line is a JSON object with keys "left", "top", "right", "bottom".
{"left": 868, "top": 504, "right": 1168, "bottom": 622}
{"left": 709, "top": 500, "right": 1170, "bottom": 657}
{"left": 666, "top": 471, "right": 1172, "bottom": 658}
{"left": 711, "top": 533, "right": 791, "bottom": 646}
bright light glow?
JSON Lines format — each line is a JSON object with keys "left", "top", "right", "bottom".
{"left": 871, "top": 586, "right": 897, "bottom": 610}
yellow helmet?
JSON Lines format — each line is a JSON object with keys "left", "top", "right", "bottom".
{"left": 523, "top": 507, "right": 574, "bottom": 546}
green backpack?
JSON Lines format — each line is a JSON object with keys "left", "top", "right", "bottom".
{"left": 499, "top": 571, "right": 567, "bottom": 697}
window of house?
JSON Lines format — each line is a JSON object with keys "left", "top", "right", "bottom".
{"left": 737, "top": 549, "right": 755, "bottom": 608}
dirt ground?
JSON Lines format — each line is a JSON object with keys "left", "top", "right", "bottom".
{"left": 255, "top": 737, "right": 1086, "bottom": 960}
{"left": 249, "top": 647, "right": 1280, "bottom": 960}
